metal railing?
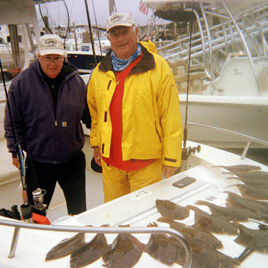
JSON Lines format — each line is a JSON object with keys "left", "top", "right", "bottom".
{"left": 158, "top": 0, "right": 268, "bottom": 95}
{"left": 0, "top": 218, "right": 192, "bottom": 268}
{"left": 183, "top": 121, "right": 268, "bottom": 160}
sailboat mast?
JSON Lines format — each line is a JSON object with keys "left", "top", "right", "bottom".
{"left": 83, "top": 0, "right": 97, "bottom": 65}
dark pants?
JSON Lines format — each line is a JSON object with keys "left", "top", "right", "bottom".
{"left": 25, "top": 151, "right": 86, "bottom": 215}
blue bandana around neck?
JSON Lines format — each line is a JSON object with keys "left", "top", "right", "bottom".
{"left": 111, "top": 43, "right": 142, "bottom": 72}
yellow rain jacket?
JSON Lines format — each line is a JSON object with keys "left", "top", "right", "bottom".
{"left": 87, "top": 43, "right": 183, "bottom": 167}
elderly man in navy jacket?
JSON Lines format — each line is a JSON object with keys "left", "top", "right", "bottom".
{"left": 4, "top": 34, "right": 91, "bottom": 215}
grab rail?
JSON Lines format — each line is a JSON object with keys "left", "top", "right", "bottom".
{"left": 0, "top": 218, "right": 192, "bottom": 268}
{"left": 183, "top": 121, "right": 268, "bottom": 159}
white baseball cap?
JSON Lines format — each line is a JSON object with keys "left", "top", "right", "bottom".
{"left": 106, "top": 13, "right": 135, "bottom": 32}
{"left": 38, "top": 34, "right": 64, "bottom": 56}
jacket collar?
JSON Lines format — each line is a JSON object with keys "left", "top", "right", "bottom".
{"left": 99, "top": 43, "right": 155, "bottom": 74}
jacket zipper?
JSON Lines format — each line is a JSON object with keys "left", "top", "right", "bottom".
{"left": 44, "top": 82, "right": 58, "bottom": 163}
{"left": 51, "top": 84, "right": 58, "bottom": 163}
{"left": 54, "top": 119, "right": 58, "bottom": 163}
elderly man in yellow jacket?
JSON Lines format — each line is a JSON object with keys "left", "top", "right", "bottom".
{"left": 87, "top": 13, "right": 183, "bottom": 203}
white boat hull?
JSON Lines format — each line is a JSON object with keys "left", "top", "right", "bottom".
{"left": 179, "top": 95, "right": 268, "bottom": 148}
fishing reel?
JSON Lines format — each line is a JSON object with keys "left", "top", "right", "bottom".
{"left": 32, "top": 188, "right": 47, "bottom": 215}
{"left": 181, "top": 145, "right": 201, "bottom": 172}
{"left": 181, "top": 145, "right": 201, "bottom": 160}
{"left": 20, "top": 188, "right": 47, "bottom": 223}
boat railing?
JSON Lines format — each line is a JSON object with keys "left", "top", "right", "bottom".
{"left": 158, "top": 0, "right": 268, "bottom": 95}
{"left": 184, "top": 121, "right": 268, "bottom": 160}
{"left": 0, "top": 217, "right": 192, "bottom": 268}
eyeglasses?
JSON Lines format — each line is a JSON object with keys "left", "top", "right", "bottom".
{"left": 108, "top": 28, "right": 132, "bottom": 39}
{"left": 43, "top": 56, "right": 63, "bottom": 63}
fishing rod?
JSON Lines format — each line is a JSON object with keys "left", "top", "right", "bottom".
{"left": 0, "top": 60, "right": 47, "bottom": 223}
{"left": 91, "top": 0, "right": 103, "bottom": 56}
{"left": 181, "top": 0, "right": 201, "bottom": 171}
{"left": 84, "top": 0, "right": 98, "bottom": 66}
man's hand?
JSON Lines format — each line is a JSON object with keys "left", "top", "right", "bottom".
{"left": 93, "top": 147, "right": 102, "bottom": 166}
{"left": 12, "top": 157, "right": 21, "bottom": 169}
{"left": 162, "top": 165, "right": 178, "bottom": 179}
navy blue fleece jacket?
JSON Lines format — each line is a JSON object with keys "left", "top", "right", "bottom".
{"left": 4, "top": 59, "right": 91, "bottom": 163}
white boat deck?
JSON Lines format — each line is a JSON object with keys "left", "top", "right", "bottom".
{"left": 0, "top": 146, "right": 268, "bottom": 267}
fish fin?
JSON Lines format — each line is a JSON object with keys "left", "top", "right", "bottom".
{"left": 157, "top": 217, "right": 174, "bottom": 224}
{"left": 224, "top": 184, "right": 244, "bottom": 189}
{"left": 147, "top": 222, "right": 158, "bottom": 227}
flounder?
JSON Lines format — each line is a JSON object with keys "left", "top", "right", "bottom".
{"left": 226, "top": 172, "right": 268, "bottom": 188}
{"left": 225, "top": 191, "right": 268, "bottom": 214}
{"left": 226, "top": 171, "right": 268, "bottom": 178}
{"left": 195, "top": 200, "right": 249, "bottom": 222}
{"left": 212, "top": 164, "right": 261, "bottom": 174}
{"left": 102, "top": 233, "right": 145, "bottom": 268}
{"left": 187, "top": 205, "right": 238, "bottom": 235}
{"left": 157, "top": 217, "right": 223, "bottom": 249}
{"left": 70, "top": 225, "right": 110, "bottom": 268}
{"left": 234, "top": 223, "right": 268, "bottom": 253}
{"left": 145, "top": 223, "right": 180, "bottom": 266}
{"left": 155, "top": 199, "right": 190, "bottom": 220}
{"left": 45, "top": 232, "right": 85, "bottom": 261}
{"left": 230, "top": 184, "right": 268, "bottom": 200}
{"left": 189, "top": 247, "right": 241, "bottom": 268}
{"left": 171, "top": 240, "right": 240, "bottom": 268}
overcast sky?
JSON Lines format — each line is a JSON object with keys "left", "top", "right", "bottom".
{"left": 64, "top": 0, "right": 157, "bottom": 27}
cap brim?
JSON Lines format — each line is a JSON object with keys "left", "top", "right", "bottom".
{"left": 107, "top": 22, "right": 133, "bottom": 32}
{"left": 39, "top": 49, "right": 65, "bottom": 56}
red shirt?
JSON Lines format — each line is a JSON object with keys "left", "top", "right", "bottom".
{"left": 102, "top": 55, "right": 156, "bottom": 171}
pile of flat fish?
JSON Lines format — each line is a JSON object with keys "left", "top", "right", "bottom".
{"left": 217, "top": 165, "right": 268, "bottom": 201}
{"left": 154, "top": 199, "right": 242, "bottom": 267}
{"left": 153, "top": 169, "right": 268, "bottom": 267}
{"left": 145, "top": 222, "right": 239, "bottom": 268}
{"left": 223, "top": 166, "right": 268, "bottom": 218}
{"left": 45, "top": 224, "right": 148, "bottom": 268}
{"left": 44, "top": 165, "right": 268, "bottom": 267}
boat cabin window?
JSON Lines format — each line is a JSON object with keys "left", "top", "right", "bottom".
{"left": 7, "top": 35, "right": 22, "bottom": 43}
